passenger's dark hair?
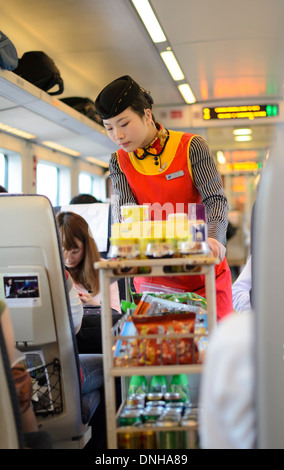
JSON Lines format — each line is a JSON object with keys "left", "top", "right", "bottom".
{"left": 130, "top": 89, "right": 156, "bottom": 123}
{"left": 0, "top": 185, "right": 8, "bottom": 193}
{"left": 70, "top": 193, "right": 101, "bottom": 204}
{"left": 56, "top": 211, "right": 100, "bottom": 295}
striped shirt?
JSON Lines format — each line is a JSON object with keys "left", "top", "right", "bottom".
{"left": 109, "top": 133, "right": 228, "bottom": 246}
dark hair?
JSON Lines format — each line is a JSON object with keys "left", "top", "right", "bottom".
{"left": 56, "top": 211, "right": 100, "bottom": 295}
{"left": 70, "top": 193, "right": 101, "bottom": 204}
{"left": 0, "top": 185, "right": 8, "bottom": 193}
{"left": 130, "top": 90, "right": 156, "bottom": 123}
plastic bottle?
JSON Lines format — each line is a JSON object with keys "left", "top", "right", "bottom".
{"left": 149, "top": 375, "right": 168, "bottom": 394}
{"left": 170, "top": 374, "right": 190, "bottom": 402}
{"left": 128, "top": 375, "right": 148, "bottom": 395}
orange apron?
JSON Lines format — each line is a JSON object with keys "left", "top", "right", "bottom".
{"left": 117, "top": 130, "right": 233, "bottom": 321}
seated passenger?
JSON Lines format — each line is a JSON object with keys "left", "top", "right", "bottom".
{"left": 64, "top": 270, "right": 104, "bottom": 397}
{"left": 232, "top": 255, "right": 252, "bottom": 313}
{"left": 0, "top": 299, "right": 52, "bottom": 448}
{"left": 56, "top": 211, "right": 121, "bottom": 313}
{"left": 69, "top": 193, "right": 102, "bottom": 204}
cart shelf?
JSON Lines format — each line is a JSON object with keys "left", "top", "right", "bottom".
{"left": 96, "top": 255, "right": 219, "bottom": 449}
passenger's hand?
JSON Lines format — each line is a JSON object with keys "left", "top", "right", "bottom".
{"left": 78, "top": 292, "right": 100, "bottom": 306}
{"left": 207, "top": 238, "right": 226, "bottom": 261}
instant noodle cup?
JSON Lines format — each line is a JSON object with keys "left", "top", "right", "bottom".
{"left": 121, "top": 205, "right": 150, "bottom": 223}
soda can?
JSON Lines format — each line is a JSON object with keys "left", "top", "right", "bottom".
{"left": 142, "top": 407, "right": 163, "bottom": 422}
{"left": 146, "top": 392, "right": 164, "bottom": 401}
{"left": 117, "top": 429, "right": 140, "bottom": 449}
{"left": 164, "top": 392, "right": 182, "bottom": 402}
{"left": 126, "top": 393, "right": 146, "bottom": 407}
{"left": 124, "top": 404, "right": 144, "bottom": 411}
{"left": 118, "top": 410, "right": 143, "bottom": 427}
{"left": 156, "top": 416, "right": 179, "bottom": 449}
{"left": 138, "top": 423, "right": 157, "bottom": 449}
{"left": 180, "top": 415, "right": 199, "bottom": 449}
{"left": 145, "top": 400, "right": 166, "bottom": 408}
{"left": 165, "top": 401, "right": 184, "bottom": 410}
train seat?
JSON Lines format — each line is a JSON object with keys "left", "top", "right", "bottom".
{"left": 0, "top": 194, "right": 100, "bottom": 448}
{"left": 0, "top": 321, "right": 23, "bottom": 449}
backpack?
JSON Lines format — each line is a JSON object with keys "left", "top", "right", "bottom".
{"left": 0, "top": 31, "right": 18, "bottom": 71}
{"left": 14, "top": 51, "right": 64, "bottom": 95}
{"left": 60, "top": 97, "right": 103, "bottom": 125}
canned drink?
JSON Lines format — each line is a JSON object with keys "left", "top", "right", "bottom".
{"left": 139, "top": 424, "right": 157, "bottom": 449}
{"left": 146, "top": 392, "right": 164, "bottom": 401}
{"left": 123, "top": 404, "right": 144, "bottom": 411}
{"left": 126, "top": 393, "right": 146, "bottom": 407}
{"left": 165, "top": 401, "right": 184, "bottom": 409}
{"left": 156, "top": 416, "right": 179, "bottom": 449}
{"left": 145, "top": 400, "right": 165, "bottom": 408}
{"left": 180, "top": 415, "right": 199, "bottom": 449}
{"left": 117, "top": 429, "right": 140, "bottom": 449}
{"left": 164, "top": 392, "right": 182, "bottom": 402}
{"left": 142, "top": 408, "right": 163, "bottom": 421}
{"left": 118, "top": 410, "right": 143, "bottom": 427}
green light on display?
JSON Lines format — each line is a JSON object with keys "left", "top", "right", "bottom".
{"left": 266, "top": 105, "right": 278, "bottom": 117}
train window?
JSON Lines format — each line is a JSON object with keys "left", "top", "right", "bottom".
{"left": 79, "top": 172, "right": 92, "bottom": 194}
{"left": 0, "top": 153, "right": 6, "bottom": 187}
{"left": 36, "top": 162, "right": 59, "bottom": 206}
{"left": 79, "top": 172, "right": 105, "bottom": 201}
{"left": 0, "top": 151, "right": 22, "bottom": 193}
{"left": 36, "top": 161, "right": 71, "bottom": 206}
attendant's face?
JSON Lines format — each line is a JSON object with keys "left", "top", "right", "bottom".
{"left": 103, "top": 107, "right": 152, "bottom": 151}
{"left": 63, "top": 238, "right": 85, "bottom": 268}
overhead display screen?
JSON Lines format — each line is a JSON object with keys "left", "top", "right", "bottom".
{"left": 203, "top": 104, "right": 279, "bottom": 120}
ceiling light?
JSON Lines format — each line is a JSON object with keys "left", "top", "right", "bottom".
{"left": 42, "top": 141, "right": 80, "bottom": 156}
{"left": 131, "top": 0, "right": 166, "bottom": 43}
{"left": 160, "top": 50, "right": 184, "bottom": 81}
{"left": 178, "top": 83, "right": 196, "bottom": 104}
{"left": 85, "top": 156, "right": 109, "bottom": 168}
{"left": 216, "top": 151, "right": 226, "bottom": 164}
{"left": 0, "top": 122, "right": 35, "bottom": 139}
{"left": 234, "top": 135, "right": 252, "bottom": 142}
{"left": 233, "top": 128, "right": 252, "bottom": 135}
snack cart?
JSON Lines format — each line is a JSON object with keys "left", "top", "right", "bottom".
{"left": 96, "top": 254, "right": 219, "bottom": 449}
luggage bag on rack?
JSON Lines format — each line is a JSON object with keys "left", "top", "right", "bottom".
{"left": 60, "top": 97, "right": 103, "bottom": 125}
{"left": 14, "top": 51, "right": 64, "bottom": 95}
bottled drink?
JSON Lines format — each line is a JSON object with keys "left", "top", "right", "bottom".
{"left": 170, "top": 374, "right": 190, "bottom": 403}
{"left": 128, "top": 375, "right": 148, "bottom": 395}
{"left": 149, "top": 375, "right": 168, "bottom": 394}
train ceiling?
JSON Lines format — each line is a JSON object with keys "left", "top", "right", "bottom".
{"left": 1, "top": 0, "right": 284, "bottom": 163}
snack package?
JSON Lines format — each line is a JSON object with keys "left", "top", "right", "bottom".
{"left": 133, "top": 313, "right": 197, "bottom": 366}
{"left": 133, "top": 293, "right": 205, "bottom": 316}
{"left": 131, "top": 289, "right": 207, "bottom": 313}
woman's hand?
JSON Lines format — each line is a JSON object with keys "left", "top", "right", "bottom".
{"left": 207, "top": 237, "right": 226, "bottom": 262}
{"left": 78, "top": 292, "right": 100, "bottom": 306}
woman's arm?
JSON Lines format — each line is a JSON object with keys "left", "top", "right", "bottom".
{"left": 109, "top": 153, "right": 137, "bottom": 224}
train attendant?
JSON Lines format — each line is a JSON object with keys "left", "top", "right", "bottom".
{"left": 94, "top": 75, "right": 232, "bottom": 320}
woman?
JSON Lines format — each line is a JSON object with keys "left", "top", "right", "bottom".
{"left": 56, "top": 211, "right": 121, "bottom": 313}
{"left": 94, "top": 75, "right": 233, "bottom": 320}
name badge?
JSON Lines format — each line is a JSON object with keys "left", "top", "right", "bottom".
{"left": 166, "top": 170, "right": 184, "bottom": 181}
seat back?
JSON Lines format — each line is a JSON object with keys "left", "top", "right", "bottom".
{"left": 0, "top": 321, "right": 23, "bottom": 449}
{"left": 0, "top": 194, "right": 84, "bottom": 444}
